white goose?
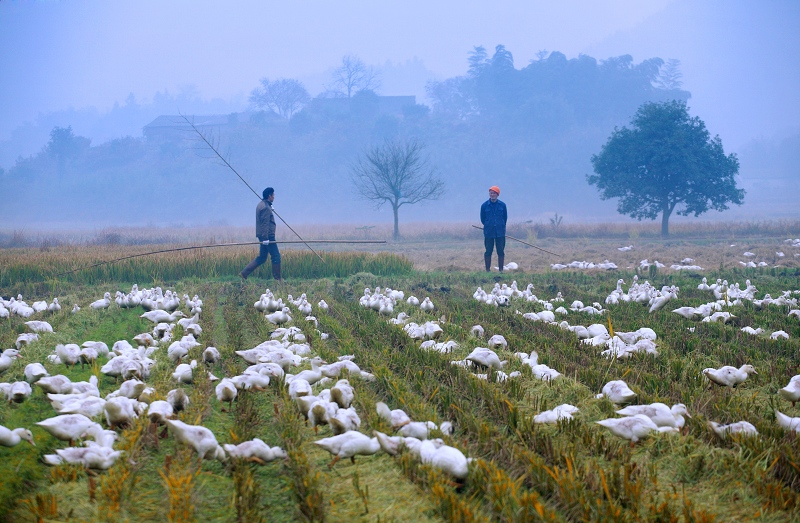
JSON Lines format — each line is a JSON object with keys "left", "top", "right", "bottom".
{"left": 266, "top": 307, "right": 292, "bottom": 325}
{"left": 702, "top": 364, "right": 757, "bottom": 388}
{"left": 596, "top": 414, "right": 661, "bottom": 444}
{"left": 775, "top": 411, "right": 800, "bottom": 433}
{"left": 708, "top": 420, "right": 758, "bottom": 437}
{"left": 314, "top": 430, "right": 381, "bottom": 468}
{"left": 616, "top": 403, "right": 690, "bottom": 429}
{"left": 166, "top": 419, "right": 226, "bottom": 460}
{"left": 0, "top": 425, "right": 35, "bottom": 447}
{"left": 533, "top": 404, "right": 579, "bottom": 424}
{"left": 223, "top": 439, "right": 287, "bottom": 463}
{"left": 0, "top": 349, "right": 22, "bottom": 375}
{"left": 778, "top": 375, "right": 800, "bottom": 406}
{"left": 36, "top": 414, "right": 99, "bottom": 443}
{"left": 376, "top": 401, "right": 411, "bottom": 429}
{"left": 596, "top": 380, "right": 637, "bottom": 404}
{"left": 90, "top": 292, "right": 112, "bottom": 310}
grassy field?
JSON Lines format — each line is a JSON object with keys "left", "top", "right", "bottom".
{"left": 1, "top": 233, "right": 799, "bottom": 522}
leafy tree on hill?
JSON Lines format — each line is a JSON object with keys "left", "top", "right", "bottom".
{"left": 588, "top": 100, "right": 744, "bottom": 237}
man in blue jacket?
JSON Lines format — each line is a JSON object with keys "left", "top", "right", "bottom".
{"left": 480, "top": 185, "right": 507, "bottom": 273}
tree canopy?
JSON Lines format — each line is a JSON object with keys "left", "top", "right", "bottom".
{"left": 588, "top": 100, "right": 744, "bottom": 236}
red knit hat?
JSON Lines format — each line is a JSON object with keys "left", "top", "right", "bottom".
{"left": 489, "top": 185, "right": 500, "bottom": 195}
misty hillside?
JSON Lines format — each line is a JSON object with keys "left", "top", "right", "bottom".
{"left": 4, "top": 46, "right": 792, "bottom": 229}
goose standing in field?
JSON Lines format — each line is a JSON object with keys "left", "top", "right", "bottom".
{"left": 266, "top": 307, "right": 292, "bottom": 325}
{"left": 172, "top": 360, "right": 198, "bottom": 384}
{"left": 470, "top": 325, "right": 485, "bottom": 338}
{"left": 702, "top": 364, "right": 757, "bottom": 388}
{"left": 36, "top": 414, "right": 99, "bottom": 444}
{"left": 71, "top": 304, "right": 81, "bottom": 314}
{"left": 147, "top": 401, "right": 174, "bottom": 425}
{"left": 708, "top": 420, "right": 759, "bottom": 437}
{"left": 104, "top": 397, "right": 141, "bottom": 429}
{"left": 616, "top": 403, "right": 690, "bottom": 430}
{"left": 420, "top": 297, "right": 435, "bottom": 312}
{"left": 330, "top": 379, "right": 355, "bottom": 409}
{"left": 330, "top": 407, "right": 361, "bottom": 435}
{"left": 36, "top": 375, "right": 73, "bottom": 395}
{"left": 778, "top": 375, "right": 800, "bottom": 406}
{"left": 376, "top": 401, "right": 412, "bottom": 430}
{"left": 55, "top": 343, "right": 81, "bottom": 368}
{"left": 167, "top": 389, "right": 190, "bottom": 413}
{"left": 596, "top": 414, "right": 661, "bottom": 445}
{"left": 314, "top": 430, "right": 381, "bottom": 468}
{"left": 24, "top": 362, "right": 48, "bottom": 383}
{"left": 25, "top": 320, "right": 53, "bottom": 333}
{"left": 215, "top": 378, "right": 238, "bottom": 410}
{"left": 288, "top": 356, "right": 326, "bottom": 386}
{"left": 0, "top": 349, "right": 22, "bottom": 375}
{"left": 47, "top": 298, "right": 62, "bottom": 313}
{"left": 0, "top": 425, "right": 35, "bottom": 447}
{"left": 406, "top": 296, "right": 420, "bottom": 306}
{"left": 465, "top": 347, "right": 507, "bottom": 371}
{"left": 166, "top": 419, "right": 226, "bottom": 461}
{"left": 90, "top": 292, "right": 112, "bottom": 310}
{"left": 203, "top": 346, "right": 221, "bottom": 365}
{"left": 596, "top": 380, "right": 637, "bottom": 404}
{"left": 1, "top": 381, "right": 33, "bottom": 403}
{"left": 775, "top": 411, "right": 800, "bottom": 432}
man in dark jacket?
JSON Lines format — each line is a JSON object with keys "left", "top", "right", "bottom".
{"left": 240, "top": 187, "right": 281, "bottom": 280}
{"left": 480, "top": 185, "right": 507, "bottom": 273}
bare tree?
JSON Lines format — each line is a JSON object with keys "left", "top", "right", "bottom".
{"left": 330, "top": 55, "right": 381, "bottom": 97}
{"left": 352, "top": 140, "right": 444, "bottom": 240}
{"left": 249, "top": 78, "right": 310, "bottom": 119}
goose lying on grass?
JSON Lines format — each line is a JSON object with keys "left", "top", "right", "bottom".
{"left": 533, "top": 404, "right": 578, "bottom": 424}
{"left": 708, "top": 420, "right": 759, "bottom": 437}
{"left": 616, "top": 403, "right": 690, "bottom": 430}
{"left": 223, "top": 438, "right": 287, "bottom": 463}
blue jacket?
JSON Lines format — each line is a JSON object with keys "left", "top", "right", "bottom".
{"left": 480, "top": 199, "right": 507, "bottom": 238}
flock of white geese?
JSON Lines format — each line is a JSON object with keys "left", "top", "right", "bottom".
{"left": 2, "top": 253, "right": 800, "bottom": 480}
{"left": 359, "top": 271, "right": 800, "bottom": 446}
{"left": 0, "top": 285, "right": 471, "bottom": 479}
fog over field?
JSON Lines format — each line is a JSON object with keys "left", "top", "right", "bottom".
{"left": 1, "top": 0, "right": 798, "bottom": 230}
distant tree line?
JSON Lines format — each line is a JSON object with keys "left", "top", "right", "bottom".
{"left": 3, "top": 47, "right": 692, "bottom": 227}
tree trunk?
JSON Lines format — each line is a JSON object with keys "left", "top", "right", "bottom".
{"left": 392, "top": 204, "right": 400, "bottom": 240}
{"left": 661, "top": 202, "right": 672, "bottom": 238}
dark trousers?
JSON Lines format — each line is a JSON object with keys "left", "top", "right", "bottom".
{"left": 484, "top": 237, "right": 506, "bottom": 257}
{"left": 241, "top": 242, "right": 280, "bottom": 277}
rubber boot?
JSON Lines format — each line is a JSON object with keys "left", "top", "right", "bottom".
{"left": 498, "top": 255, "right": 504, "bottom": 273}
{"left": 240, "top": 258, "right": 261, "bottom": 279}
{"left": 272, "top": 263, "right": 282, "bottom": 281}
{"left": 484, "top": 255, "right": 492, "bottom": 272}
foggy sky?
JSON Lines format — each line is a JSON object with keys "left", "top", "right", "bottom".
{"left": 4, "top": 0, "right": 797, "bottom": 150}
